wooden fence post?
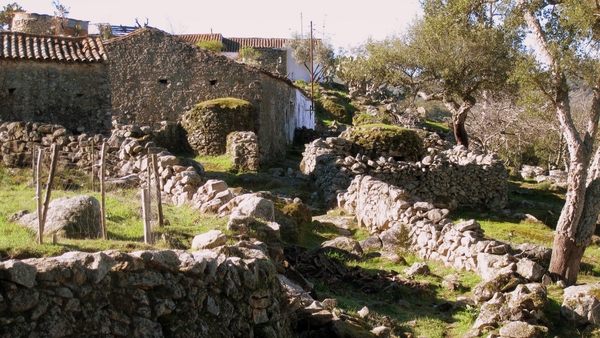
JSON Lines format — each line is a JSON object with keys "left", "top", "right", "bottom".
{"left": 40, "top": 144, "right": 59, "bottom": 238}
{"left": 142, "top": 188, "right": 152, "bottom": 245}
{"left": 151, "top": 154, "right": 164, "bottom": 227}
{"left": 90, "top": 139, "right": 95, "bottom": 192}
{"left": 31, "top": 145, "right": 36, "bottom": 186}
{"left": 100, "top": 142, "right": 107, "bottom": 240}
{"left": 36, "top": 148, "right": 44, "bottom": 244}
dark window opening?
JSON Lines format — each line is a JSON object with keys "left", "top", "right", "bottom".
{"left": 76, "top": 93, "right": 83, "bottom": 97}
{"left": 209, "top": 79, "right": 217, "bottom": 86}
{"left": 158, "top": 79, "right": 169, "bottom": 85}
{"left": 8, "top": 88, "right": 16, "bottom": 95}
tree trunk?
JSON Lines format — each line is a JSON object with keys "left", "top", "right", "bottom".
{"left": 453, "top": 117, "right": 469, "bottom": 148}
{"left": 517, "top": 0, "right": 600, "bottom": 285}
{"left": 549, "top": 233, "right": 586, "bottom": 285}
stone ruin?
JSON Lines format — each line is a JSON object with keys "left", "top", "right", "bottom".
{"left": 181, "top": 98, "right": 255, "bottom": 157}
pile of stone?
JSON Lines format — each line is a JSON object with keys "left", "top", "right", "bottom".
{"left": 338, "top": 175, "right": 553, "bottom": 334}
{"left": 226, "top": 131, "right": 259, "bottom": 172}
{"left": 520, "top": 165, "right": 567, "bottom": 187}
{"left": 0, "top": 248, "right": 293, "bottom": 337}
{"left": 301, "top": 136, "right": 508, "bottom": 210}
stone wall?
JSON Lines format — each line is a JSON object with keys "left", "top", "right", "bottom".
{"left": 300, "top": 137, "right": 508, "bottom": 210}
{"left": 104, "top": 28, "right": 313, "bottom": 164}
{"left": 0, "top": 60, "right": 111, "bottom": 135}
{"left": 11, "top": 13, "right": 89, "bottom": 37}
{"left": 253, "top": 48, "right": 287, "bottom": 75}
{"left": 338, "top": 175, "right": 552, "bottom": 333}
{"left": 0, "top": 249, "right": 293, "bottom": 337}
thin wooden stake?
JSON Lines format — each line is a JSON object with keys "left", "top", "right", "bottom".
{"left": 151, "top": 154, "right": 164, "bottom": 227}
{"left": 99, "top": 142, "right": 107, "bottom": 240}
{"left": 31, "top": 145, "right": 36, "bottom": 186}
{"left": 40, "top": 144, "right": 59, "bottom": 237}
{"left": 90, "top": 139, "right": 95, "bottom": 192}
{"left": 36, "top": 148, "right": 44, "bottom": 244}
{"left": 142, "top": 188, "right": 152, "bottom": 245}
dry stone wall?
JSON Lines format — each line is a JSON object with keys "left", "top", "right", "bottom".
{"left": 0, "top": 249, "right": 293, "bottom": 337}
{"left": 301, "top": 137, "right": 508, "bottom": 210}
{"left": 0, "top": 121, "right": 206, "bottom": 207}
{"left": 0, "top": 60, "right": 111, "bottom": 135}
{"left": 339, "top": 175, "right": 552, "bottom": 334}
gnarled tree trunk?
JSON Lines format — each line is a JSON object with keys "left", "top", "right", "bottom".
{"left": 518, "top": 0, "right": 600, "bottom": 285}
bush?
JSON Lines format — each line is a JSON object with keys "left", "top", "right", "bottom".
{"left": 196, "top": 40, "right": 224, "bottom": 52}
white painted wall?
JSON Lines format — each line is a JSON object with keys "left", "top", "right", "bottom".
{"left": 284, "top": 88, "right": 314, "bottom": 143}
{"left": 221, "top": 48, "right": 316, "bottom": 83}
{"left": 286, "top": 48, "right": 313, "bottom": 82}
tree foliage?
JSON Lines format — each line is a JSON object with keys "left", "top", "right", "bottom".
{"left": 338, "top": 0, "right": 517, "bottom": 147}
{"left": 238, "top": 46, "right": 260, "bottom": 66}
{"left": 286, "top": 32, "right": 336, "bottom": 83}
{"left": 0, "top": 2, "right": 24, "bottom": 30}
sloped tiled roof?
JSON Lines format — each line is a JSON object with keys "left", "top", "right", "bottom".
{"left": 177, "top": 33, "right": 224, "bottom": 45}
{"left": 177, "top": 34, "right": 290, "bottom": 53}
{"left": 0, "top": 31, "right": 107, "bottom": 62}
{"left": 223, "top": 37, "right": 288, "bottom": 52}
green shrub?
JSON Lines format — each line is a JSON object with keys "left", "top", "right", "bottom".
{"left": 196, "top": 40, "right": 224, "bottom": 52}
{"left": 537, "top": 181, "right": 552, "bottom": 191}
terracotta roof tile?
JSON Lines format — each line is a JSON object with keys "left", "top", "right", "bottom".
{"left": 177, "top": 33, "right": 224, "bottom": 45}
{"left": 0, "top": 31, "right": 106, "bottom": 62}
{"left": 177, "top": 34, "right": 321, "bottom": 53}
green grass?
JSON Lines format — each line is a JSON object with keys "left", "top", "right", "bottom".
{"left": 423, "top": 119, "right": 451, "bottom": 133}
{"left": 195, "top": 154, "right": 233, "bottom": 172}
{"left": 0, "top": 167, "right": 227, "bottom": 259}
{"left": 297, "top": 221, "right": 341, "bottom": 250}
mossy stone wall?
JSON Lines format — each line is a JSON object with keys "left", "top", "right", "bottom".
{"left": 181, "top": 98, "right": 254, "bottom": 156}
{"left": 340, "top": 126, "right": 423, "bottom": 161}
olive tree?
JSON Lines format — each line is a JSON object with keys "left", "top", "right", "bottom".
{"left": 507, "top": 0, "right": 600, "bottom": 285}
{"left": 286, "top": 32, "right": 336, "bottom": 83}
{"left": 338, "top": 0, "right": 517, "bottom": 147}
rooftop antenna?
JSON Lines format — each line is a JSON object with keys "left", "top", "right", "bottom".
{"left": 323, "top": 14, "right": 326, "bottom": 39}
{"left": 300, "top": 12, "right": 303, "bottom": 37}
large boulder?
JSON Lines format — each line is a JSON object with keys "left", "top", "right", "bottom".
{"left": 562, "top": 284, "right": 600, "bottom": 325}
{"left": 219, "top": 194, "right": 275, "bottom": 223}
{"left": 17, "top": 195, "right": 102, "bottom": 238}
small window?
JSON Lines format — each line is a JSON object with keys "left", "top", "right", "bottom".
{"left": 76, "top": 93, "right": 83, "bottom": 97}
{"left": 158, "top": 79, "right": 169, "bottom": 85}
{"left": 8, "top": 88, "right": 16, "bottom": 95}
{"left": 209, "top": 79, "right": 217, "bottom": 86}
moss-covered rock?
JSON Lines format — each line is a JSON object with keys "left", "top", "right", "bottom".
{"left": 340, "top": 125, "right": 423, "bottom": 161}
{"left": 181, "top": 98, "right": 255, "bottom": 156}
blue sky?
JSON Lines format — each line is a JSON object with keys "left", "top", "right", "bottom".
{"left": 13, "top": 0, "right": 422, "bottom": 50}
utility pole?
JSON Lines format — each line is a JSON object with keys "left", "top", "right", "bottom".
{"left": 310, "top": 21, "right": 314, "bottom": 115}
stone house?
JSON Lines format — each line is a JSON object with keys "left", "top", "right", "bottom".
{"left": 104, "top": 28, "right": 313, "bottom": 162}
{"left": 0, "top": 31, "right": 111, "bottom": 134}
{"left": 1, "top": 18, "right": 313, "bottom": 163}
{"left": 178, "top": 33, "right": 316, "bottom": 82}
